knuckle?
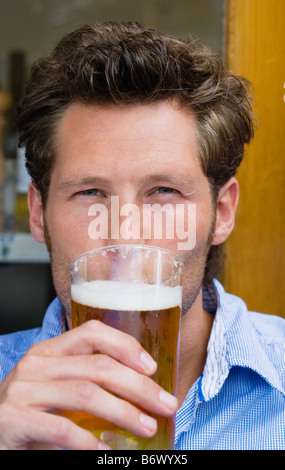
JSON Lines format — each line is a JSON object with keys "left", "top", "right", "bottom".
{"left": 3, "top": 379, "right": 23, "bottom": 403}
{"left": 119, "top": 335, "right": 143, "bottom": 365}
{"left": 125, "top": 333, "right": 140, "bottom": 349}
{"left": 76, "top": 381, "right": 94, "bottom": 403}
{"left": 0, "top": 402, "right": 14, "bottom": 423}
{"left": 116, "top": 400, "right": 143, "bottom": 434}
{"left": 25, "top": 341, "right": 44, "bottom": 356}
{"left": 117, "top": 333, "right": 140, "bottom": 360}
{"left": 79, "top": 320, "right": 105, "bottom": 346}
{"left": 51, "top": 417, "right": 72, "bottom": 443}
{"left": 92, "top": 353, "right": 115, "bottom": 371}
{"left": 140, "top": 373, "right": 153, "bottom": 391}
{"left": 81, "top": 319, "right": 102, "bottom": 333}
{"left": 15, "top": 354, "right": 38, "bottom": 377}
{"left": 113, "top": 397, "right": 131, "bottom": 424}
{"left": 25, "top": 339, "right": 53, "bottom": 358}
{"left": 90, "top": 354, "right": 116, "bottom": 386}
{"left": 137, "top": 374, "right": 158, "bottom": 403}
{"left": 25, "top": 343, "right": 37, "bottom": 356}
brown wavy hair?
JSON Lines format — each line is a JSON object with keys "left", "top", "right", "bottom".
{"left": 17, "top": 21, "right": 255, "bottom": 283}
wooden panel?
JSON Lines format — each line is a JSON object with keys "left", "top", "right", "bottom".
{"left": 223, "top": 0, "right": 285, "bottom": 316}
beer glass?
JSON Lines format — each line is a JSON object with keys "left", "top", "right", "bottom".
{"left": 68, "top": 244, "right": 183, "bottom": 450}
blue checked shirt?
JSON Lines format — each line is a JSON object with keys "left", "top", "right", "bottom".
{"left": 0, "top": 279, "right": 284, "bottom": 449}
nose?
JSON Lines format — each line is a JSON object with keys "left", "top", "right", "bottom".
{"left": 107, "top": 196, "right": 148, "bottom": 247}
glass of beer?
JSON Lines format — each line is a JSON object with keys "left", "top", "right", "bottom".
{"left": 68, "top": 244, "right": 183, "bottom": 450}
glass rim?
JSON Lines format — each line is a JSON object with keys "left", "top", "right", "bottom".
{"left": 71, "top": 243, "right": 184, "bottom": 269}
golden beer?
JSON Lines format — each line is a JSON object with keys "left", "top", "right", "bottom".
{"left": 65, "top": 280, "right": 181, "bottom": 450}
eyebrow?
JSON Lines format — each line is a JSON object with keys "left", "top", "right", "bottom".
{"left": 59, "top": 172, "right": 198, "bottom": 193}
{"left": 137, "top": 172, "right": 198, "bottom": 190}
{"left": 59, "top": 176, "right": 111, "bottom": 190}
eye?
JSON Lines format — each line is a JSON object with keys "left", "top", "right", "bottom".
{"left": 79, "top": 189, "right": 104, "bottom": 196}
{"left": 154, "top": 187, "right": 178, "bottom": 194}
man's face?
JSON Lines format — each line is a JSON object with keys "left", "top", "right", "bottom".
{"left": 37, "top": 101, "right": 216, "bottom": 321}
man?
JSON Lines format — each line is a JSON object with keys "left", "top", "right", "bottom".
{"left": 0, "top": 22, "right": 284, "bottom": 450}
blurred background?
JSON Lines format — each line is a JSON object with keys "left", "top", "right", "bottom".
{"left": 0, "top": 0, "right": 284, "bottom": 334}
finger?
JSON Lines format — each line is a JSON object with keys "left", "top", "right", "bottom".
{"left": 11, "top": 379, "right": 159, "bottom": 439}
{"left": 0, "top": 403, "right": 110, "bottom": 450}
{"left": 26, "top": 320, "right": 157, "bottom": 375}
{"left": 10, "top": 354, "right": 178, "bottom": 417}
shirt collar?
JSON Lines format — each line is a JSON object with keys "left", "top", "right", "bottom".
{"left": 200, "top": 279, "right": 285, "bottom": 401}
{"left": 37, "top": 297, "right": 66, "bottom": 342}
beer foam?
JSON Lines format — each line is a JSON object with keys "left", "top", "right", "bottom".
{"left": 71, "top": 280, "right": 182, "bottom": 311}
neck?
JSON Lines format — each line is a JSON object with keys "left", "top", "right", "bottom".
{"left": 177, "top": 288, "right": 214, "bottom": 407}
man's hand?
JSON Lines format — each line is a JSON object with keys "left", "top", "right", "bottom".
{"left": 0, "top": 320, "right": 178, "bottom": 450}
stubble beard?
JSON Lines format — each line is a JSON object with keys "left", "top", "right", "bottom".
{"left": 43, "top": 215, "right": 73, "bottom": 320}
{"left": 180, "top": 209, "right": 216, "bottom": 316}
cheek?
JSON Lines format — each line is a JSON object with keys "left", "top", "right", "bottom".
{"left": 175, "top": 202, "right": 212, "bottom": 249}
{"left": 45, "top": 205, "right": 93, "bottom": 261}
{"left": 147, "top": 201, "right": 213, "bottom": 256}
{"left": 45, "top": 207, "right": 95, "bottom": 316}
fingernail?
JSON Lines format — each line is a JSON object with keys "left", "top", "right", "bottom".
{"left": 140, "top": 351, "right": 157, "bottom": 373}
{"left": 139, "top": 413, "right": 157, "bottom": 433}
{"left": 159, "top": 390, "right": 178, "bottom": 411}
{"left": 98, "top": 441, "right": 111, "bottom": 450}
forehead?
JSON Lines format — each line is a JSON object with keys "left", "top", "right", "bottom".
{"left": 54, "top": 101, "right": 201, "bottom": 179}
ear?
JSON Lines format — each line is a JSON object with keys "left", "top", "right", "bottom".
{"left": 27, "top": 183, "right": 46, "bottom": 243}
{"left": 212, "top": 177, "right": 239, "bottom": 246}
